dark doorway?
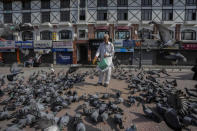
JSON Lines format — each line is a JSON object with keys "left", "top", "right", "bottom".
{"left": 77, "top": 44, "right": 88, "bottom": 64}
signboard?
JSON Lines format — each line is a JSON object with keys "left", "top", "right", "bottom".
{"left": 0, "top": 41, "right": 15, "bottom": 49}
{"left": 52, "top": 48, "right": 73, "bottom": 52}
{"left": 0, "top": 49, "right": 15, "bottom": 52}
{"left": 115, "top": 48, "right": 134, "bottom": 52}
{"left": 34, "top": 40, "right": 52, "bottom": 49}
{"left": 53, "top": 41, "right": 73, "bottom": 48}
{"left": 34, "top": 49, "right": 51, "bottom": 54}
{"left": 56, "top": 52, "right": 72, "bottom": 64}
{"left": 15, "top": 41, "right": 33, "bottom": 48}
{"left": 123, "top": 40, "right": 135, "bottom": 48}
{"left": 89, "top": 39, "right": 103, "bottom": 49}
{"left": 183, "top": 44, "right": 197, "bottom": 50}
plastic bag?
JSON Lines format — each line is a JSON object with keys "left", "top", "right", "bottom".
{"left": 97, "top": 57, "right": 111, "bottom": 72}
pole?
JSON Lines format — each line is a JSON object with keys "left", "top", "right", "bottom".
{"left": 139, "top": 41, "right": 142, "bottom": 69}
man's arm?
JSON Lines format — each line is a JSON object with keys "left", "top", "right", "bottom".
{"left": 93, "top": 45, "right": 101, "bottom": 64}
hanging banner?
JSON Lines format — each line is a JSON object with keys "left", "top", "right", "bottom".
{"left": 0, "top": 41, "right": 15, "bottom": 49}
{"left": 53, "top": 41, "right": 73, "bottom": 48}
{"left": 34, "top": 40, "right": 52, "bottom": 49}
{"left": 52, "top": 48, "right": 73, "bottom": 52}
{"left": 56, "top": 52, "right": 72, "bottom": 64}
{"left": 15, "top": 41, "right": 33, "bottom": 48}
{"left": 183, "top": 44, "right": 197, "bottom": 50}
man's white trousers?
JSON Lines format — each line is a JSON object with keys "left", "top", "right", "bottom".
{"left": 98, "top": 67, "right": 112, "bottom": 84}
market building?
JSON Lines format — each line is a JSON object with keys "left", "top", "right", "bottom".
{"left": 0, "top": 0, "right": 197, "bottom": 65}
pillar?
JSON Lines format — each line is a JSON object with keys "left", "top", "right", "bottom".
{"left": 175, "top": 24, "right": 181, "bottom": 41}
{"left": 16, "top": 48, "right": 20, "bottom": 64}
{"left": 109, "top": 24, "right": 114, "bottom": 42}
{"left": 153, "top": 24, "right": 158, "bottom": 40}
{"left": 88, "top": 24, "right": 95, "bottom": 62}
{"left": 73, "top": 24, "right": 78, "bottom": 64}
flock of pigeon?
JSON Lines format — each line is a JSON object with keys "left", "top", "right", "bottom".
{"left": 0, "top": 64, "right": 196, "bottom": 131}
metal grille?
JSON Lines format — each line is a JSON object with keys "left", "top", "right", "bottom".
{"left": 40, "top": 30, "right": 52, "bottom": 40}
{"left": 141, "top": 9, "right": 152, "bottom": 20}
{"left": 22, "top": 13, "right": 31, "bottom": 23}
{"left": 41, "top": 0, "right": 50, "bottom": 9}
{"left": 60, "top": 0, "right": 70, "bottom": 8}
{"left": 22, "top": 1, "right": 31, "bottom": 10}
{"left": 185, "top": 9, "right": 196, "bottom": 21}
{"left": 117, "top": 9, "right": 128, "bottom": 20}
{"left": 162, "top": 9, "right": 173, "bottom": 21}
{"left": 4, "top": 13, "right": 12, "bottom": 23}
{"left": 60, "top": 11, "right": 70, "bottom": 22}
{"left": 97, "top": 0, "right": 108, "bottom": 7}
{"left": 117, "top": 0, "right": 128, "bottom": 7}
{"left": 97, "top": 10, "right": 108, "bottom": 21}
{"left": 41, "top": 12, "right": 50, "bottom": 23}
{"left": 22, "top": 31, "right": 33, "bottom": 41}
{"left": 79, "top": 10, "right": 86, "bottom": 21}
{"left": 3, "top": 1, "right": 12, "bottom": 10}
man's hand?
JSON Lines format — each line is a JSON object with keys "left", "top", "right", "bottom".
{"left": 93, "top": 56, "right": 97, "bottom": 65}
{"left": 104, "top": 54, "right": 108, "bottom": 58}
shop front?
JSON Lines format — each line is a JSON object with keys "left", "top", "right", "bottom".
{"left": 89, "top": 39, "right": 104, "bottom": 60}
{"left": 52, "top": 41, "right": 73, "bottom": 65}
{"left": 0, "top": 41, "right": 16, "bottom": 64}
{"left": 34, "top": 40, "right": 53, "bottom": 64}
{"left": 15, "top": 41, "right": 34, "bottom": 63}
{"left": 114, "top": 39, "right": 135, "bottom": 65}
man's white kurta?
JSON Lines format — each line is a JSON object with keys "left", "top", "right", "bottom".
{"left": 95, "top": 42, "right": 114, "bottom": 84}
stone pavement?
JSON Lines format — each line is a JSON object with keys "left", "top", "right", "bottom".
{"left": 0, "top": 67, "right": 197, "bottom": 131}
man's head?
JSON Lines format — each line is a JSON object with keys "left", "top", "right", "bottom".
{"left": 104, "top": 34, "right": 109, "bottom": 44}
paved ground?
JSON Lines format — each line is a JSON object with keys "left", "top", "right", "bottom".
{"left": 0, "top": 67, "right": 197, "bottom": 131}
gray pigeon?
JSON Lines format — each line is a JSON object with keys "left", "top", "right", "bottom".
{"left": 91, "top": 109, "right": 99, "bottom": 122}
{"left": 58, "top": 113, "right": 70, "bottom": 128}
{"left": 76, "top": 122, "right": 86, "bottom": 131}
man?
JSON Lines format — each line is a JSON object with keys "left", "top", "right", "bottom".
{"left": 192, "top": 59, "right": 197, "bottom": 80}
{"left": 93, "top": 34, "right": 114, "bottom": 87}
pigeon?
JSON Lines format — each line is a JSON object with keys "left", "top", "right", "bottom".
{"left": 100, "top": 112, "right": 109, "bottom": 123}
{"left": 58, "top": 113, "right": 70, "bottom": 128}
{"left": 125, "top": 124, "right": 137, "bottom": 131}
{"left": 142, "top": 104, "right": 162, "bottom": 123}
{"left": 91, "top": 109, "right": 99, "bottom": 122}
{"left": 164, "top": 108, "right": 182, "bottom": 130}
{"left": 114, "top": 113, "right": 124, "bottom": 129}
{"left": 76, "top": 122, "right": 86, "bottom": 131}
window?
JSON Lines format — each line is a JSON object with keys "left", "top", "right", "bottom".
{"left": 40, "top": 30, "right": 52, "bottom": 40}
{"left": 97, "top": 10, "right": 108, "bottom": 21}
{"left": 117, "top": 0, "right": 128, "bottom": 7}
{"left": 170, "top": 30, "right": 174, "bottom": 39}
{"left": 186, "top": 0, "right": 196, "bottom": 5}
{"left": 4, "top": 35, "right": 14, "bottom": 40}
{"left": 80, "top": 0, "right": 86, "bottom": 8}
{"left": 141, "top": 9, "right": 152, "bottom": 20}
{"left": 117, "top": 9, "right": 128, "bottom": 20}
{"left": 181, "top": 30, "right": 196, "bottom": 40}
{"left": 22, "top": 13, "right": 31, "bottom": 23}
{"left": 4, "top": 13, "right": 12, "bottom": 23}
{"left": 3, "top": 2, "right": 12, "bottom": 10}
{"left": 60, "top": 0, "right": 70, "bottom": 8}
{"left": 115, "top": 31, "right": 130, "bottom": 39}
{"left": 97, "top": 0, "right": 107, "bottom": 7}
{"left": 185, "top": 9, "right": 196, "bottom": 21}
{"left": 41, "top": 0, "right": 50, "bottom": 9}
{"left": 78, "top": 30, "right": 86, "bottom": 39}
{"left": 22, "top": 31, "right": 33, "bottom": 41}
{"left": 95, "top": 31, "right": 109, "bottom": 39}
{"left": 22, "top": 1, "right": 31, "bottom": 10}
{"left": 41, "top": 12, "right": 50, "bottom": 23}
{"left": 79, "top": 10, "right": 86, "bottom": 21}
{"left": 141, "top": 0, "right": 152, "bottom": 6}
{"left": 140, "top": 28, "right": 153, "bottom": 39}
{"left": 59, "top": 30, "right": 72, "bottom": 39}
{"left": 162, "top": 9, "right": 173, "bottom": 21}
{"left": 60, "top": 11, "right": 70, "bottom": 22}
{"left": 163, "top": 0, "right": 173, "bottom": 6}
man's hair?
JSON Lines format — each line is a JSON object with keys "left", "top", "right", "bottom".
{"left": 104, "top": 34, "right": 109, "bottom": 39}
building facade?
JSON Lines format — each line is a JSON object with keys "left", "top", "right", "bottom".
{"left": 0, "top": 0, "right": 197, "bottom": 65}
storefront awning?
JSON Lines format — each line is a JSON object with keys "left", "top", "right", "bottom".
{"left": 95, "top": 26, "right": 109, "bottom": 30}
{"left": 115, "top": 26, "right": 130, "bottom": 30}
